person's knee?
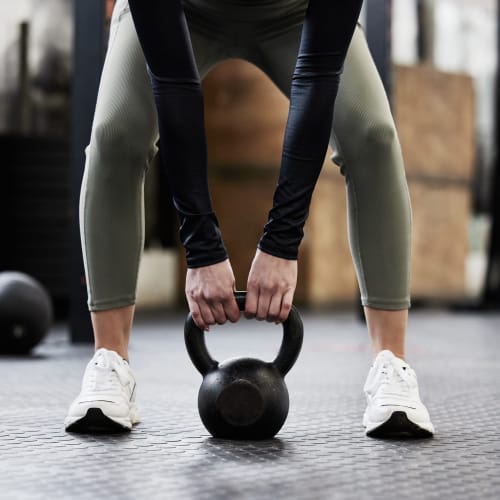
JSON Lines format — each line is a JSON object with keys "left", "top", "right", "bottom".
{"left": 363, "top": 120, "right": 397, "bottom": 153}
{"left": 357, "top": 120, "right": 401, "bottom": 179}
{"left": 88, "top": 118, "right": 155, "bottom": 174}
{"left": 335, "top": 119, "right": 399, "bottom": 177}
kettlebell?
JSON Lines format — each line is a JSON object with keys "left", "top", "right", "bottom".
{"left": 184, "top": 291, "right": 303, "bottom": 440}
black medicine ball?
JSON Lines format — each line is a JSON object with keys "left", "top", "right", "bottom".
{"left": 0, "top": 272, "right": 52, "bottom": 354}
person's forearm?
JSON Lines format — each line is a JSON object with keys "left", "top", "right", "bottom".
{"left": 128, "top": 0, "right": 227, "bottom": 267}
{"left": 259, "top": 0, "right": 363, "bottom": 259}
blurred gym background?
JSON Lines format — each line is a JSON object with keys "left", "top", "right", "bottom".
{"left": 0, "top": 0, "right": 498, "bottom": 345}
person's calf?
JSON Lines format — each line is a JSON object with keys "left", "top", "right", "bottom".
{"left": 364, "top": 307, "right": 407, "bottom": 360}
{"left": 91, "top": 305, "right": 135, "bottom": 360}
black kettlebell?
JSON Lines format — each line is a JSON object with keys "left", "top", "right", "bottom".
{"left": 185, "top": 291, "right": 303, "bottom": 440}
{"left": 0, "top": 271, "right": 52, "bottom": 354}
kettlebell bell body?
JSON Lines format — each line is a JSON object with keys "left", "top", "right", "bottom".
{"left": 185, "top": 291, "right": 303, "bottom": 440}
{"left": 198, "top": 357, "right": 289, "bottom": 439}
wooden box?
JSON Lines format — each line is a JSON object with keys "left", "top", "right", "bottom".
{"left": 394, "top": 65, "right": 475, "bottom": 181}
{"left": 203, "top": 60, "right": 288, "bottom": 168}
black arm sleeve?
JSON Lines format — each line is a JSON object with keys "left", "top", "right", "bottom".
{"left": 128, "top": 0, "right": 362, "bottom": 267}
{"left": 258, "top": 0, "right": 363, "bottom": 260}
{"left": 128, "top": 0, "right": 227, "bottom": 268}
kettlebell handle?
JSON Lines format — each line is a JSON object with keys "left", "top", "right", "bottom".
{"left": 184, "top": 291, "right": 303, "bottom": 377}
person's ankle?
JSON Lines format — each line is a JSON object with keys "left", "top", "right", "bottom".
{"left": 372, "top": 347, "right": 405, "bottom": 361}
{"left": 94, "top": 344, "right": 129, "bottom": 362}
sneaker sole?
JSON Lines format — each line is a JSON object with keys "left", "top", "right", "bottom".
{"left": 365, "top": 411, "right": 434, "bottom": 439}
{"left": 65, "top": 408, "right": 133, "bottom": 434}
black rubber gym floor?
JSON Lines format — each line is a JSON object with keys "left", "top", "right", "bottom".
{"left": 1, "top": 309, "right": 499, "bottom": 499}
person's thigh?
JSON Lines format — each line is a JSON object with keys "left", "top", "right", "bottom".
{"left": 91, "top": 1, "right": 221, "bottom": 154}
{"left": 88, "top": 2, "right": 158, "bottom": 166}
{"left": 82, "top": 2, "right": 158, "bottom": 310}
{"left": 332, "top": 27, "right": 398, "bottom": 169}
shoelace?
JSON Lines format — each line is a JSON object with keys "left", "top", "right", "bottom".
{"left": 85, "top": 352, "right": 130, "bottom": 392}
{"left": 378, "top": 360, "right": 414, "bottom": 394}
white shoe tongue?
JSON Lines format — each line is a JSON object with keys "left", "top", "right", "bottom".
{"left": 377, "top": 350, "right": 407, "bottom": 365}
{"left": 93, "top": 349, "right": 118, "bottom": 369}
{"left": 376, "top": 350, "right": 396, "bottom": 363}
{"left": 388, "top": 354, "right": 409, "bottom": 370}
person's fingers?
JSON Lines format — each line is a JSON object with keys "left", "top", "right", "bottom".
{"left": 256, "top": 289, "right": 271, "bottom": 321}
{"left": 198, "top": 301, "right": 216, "bottom": 330}
{"left": 245, "top": 284, "right": 258, "bottom": 319}
{"left": 223, "top": 294, "right": 240, "bottom": 323}
{"left": 209, "top": 301, "right": 227, "bottom": 325}
{"left": 278, "top": 288, "right": 294, "bottom": 323}
{"left": 267, "top": 293, "right": 282, "bottom": 323}
{"left": 187, "top": 298, "right": 208, "bottom": 331}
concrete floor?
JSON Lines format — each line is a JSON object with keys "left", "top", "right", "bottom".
{"left": 1, "top": 309, "right": 500, "bottom": 499}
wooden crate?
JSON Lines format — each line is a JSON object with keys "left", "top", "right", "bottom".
{"left": 394, "top": 64, "right": 474, "bottom": 301}
{"left": 209, "top": 166, "right": 279, "bottom": 292}
{"left": 409, "top": 179, "right": 471, "bottom": 300}
{"left": 203, "top": 60, "right": 288, "bottom": 168}
{"left": 394, "top": 64, "right": 475, "bottom": 181}
{"left": 303, "top": 167, "right": 358, "bottom": 305}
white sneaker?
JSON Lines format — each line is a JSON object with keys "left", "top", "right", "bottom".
{"left": 65, "top": 348, "right": 140, "bottom": 433}
{"left": 363, "top": 350, "right": 434, "bottom": 438}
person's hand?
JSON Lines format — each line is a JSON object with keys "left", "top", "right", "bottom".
{"left": 186, "top": 259, "right": 240, "bottom": 331}
{"left": 245, "top": 249, "right": 297, "bottom": 323}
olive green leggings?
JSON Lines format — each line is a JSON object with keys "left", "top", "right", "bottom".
{"left": 81, "top": 0, "right": 411, "bottom": 311}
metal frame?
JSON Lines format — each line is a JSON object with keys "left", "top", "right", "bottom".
{"left": 482, "top": 0, "right": 500, "bottom": 307}
{"left": 365, "top": 0, "right": 393, "bottom": 97}
{"left": 70, "top": 0, "right": 106, "bottom": 342}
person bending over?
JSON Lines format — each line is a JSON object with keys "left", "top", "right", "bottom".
{"left": 65, "top": 0, "right": 434, "bottom": 438}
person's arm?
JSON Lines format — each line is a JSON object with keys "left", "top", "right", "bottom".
{"left": 128, "top": 0, "right": 226, "bottom": 269}
{"left": 246, "top": 0, "right": 363, "bottom": 321}
{"left": 259, "top": 0, "right": 363, "bottom": 258}
{"left": 127, "top": 0, "right": 239, "bottom": 329}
